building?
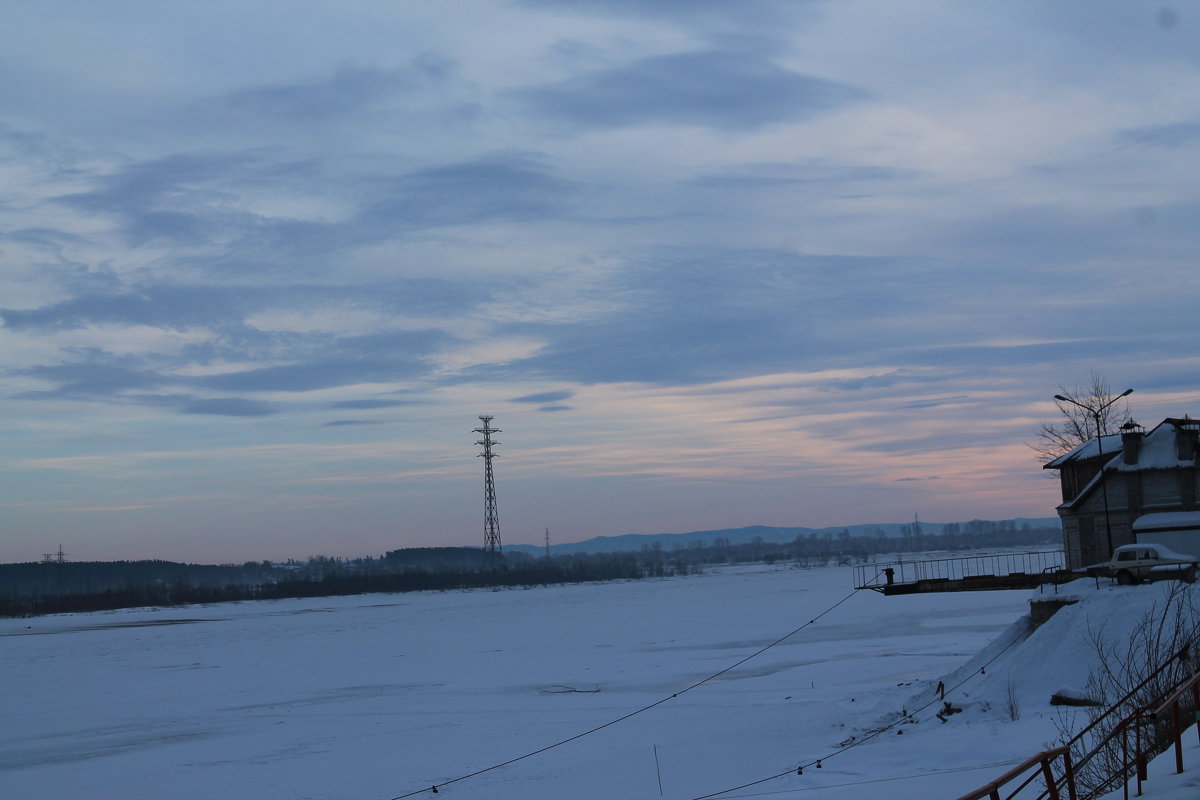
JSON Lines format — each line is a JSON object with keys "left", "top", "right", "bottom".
{"left": 1044, "top": 417, "right": 1200, "bottom": 569}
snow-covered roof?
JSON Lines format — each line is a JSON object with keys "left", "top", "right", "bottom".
{"left": 1133, "top": 511, "right": 1200, "bottom": 531}
{"left": 1052, "top": 418, "right": 1198, "bottom": 510}
{"left": 1046, "top": 418, "right": 1196, "bottom": 472}
{"left": 1108, "top": 419, "right": 1195, "bottom": 471}
{"left": 1044, "top": 434, "right": 1122, "bottom": 468}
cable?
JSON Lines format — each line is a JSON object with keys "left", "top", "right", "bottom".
{"left": 385, "top": 582, "right": 870, "bottom": 799}
{"left": 690, "top": 619, "right": 1029, "bottom": 800}
{"left": 715, "top": 758, "right": 1022, "bottom": 797}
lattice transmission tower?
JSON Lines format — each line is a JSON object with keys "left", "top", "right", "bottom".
{"left": 474, "top": 415, "right": 503, "bottom": 565}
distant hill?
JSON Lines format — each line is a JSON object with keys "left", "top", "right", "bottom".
{"left": 506, "top": 518, "right": 1061, "bottom": 556}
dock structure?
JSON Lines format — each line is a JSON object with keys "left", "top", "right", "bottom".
{"left": 854, "top": 550, "right": 1076, "bottom": 595}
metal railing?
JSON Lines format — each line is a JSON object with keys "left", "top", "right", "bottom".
{"left": 854, "top": 551, "right": 1066, "bottom": 589}
{"left": 958, "top": 644, "right": 1199, "bottom": 800}
{"left": 1114, "top": 666, "right": 1200, "bottom": 798}
{"left": 954, "top": 747, "right": 1076, "bottom": 800}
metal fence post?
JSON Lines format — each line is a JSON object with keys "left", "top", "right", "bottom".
{"left": 1061, "top": 746, "right": 1078, "bottom": 800}
{"left": 1172, "top": 703, "right": 1183, "bottom": 774}
{"left": 1040, "top": 755, "right": 1060, "bottom": 800}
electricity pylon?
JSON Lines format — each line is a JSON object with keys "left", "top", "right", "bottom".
{"left": 474, "top": 415, "right": 502, "bottom": 568}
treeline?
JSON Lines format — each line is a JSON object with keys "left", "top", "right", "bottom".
{"left": 650, "top": 519, "right": 1060, "bottom": 566}
{"left": 0, "top": 549, "right": 694, "bottom": 617}
{"left": 1, "top": 519, "right": 1060, "bottom": 617}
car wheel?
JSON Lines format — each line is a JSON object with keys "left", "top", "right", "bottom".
{"left": 1116, "top": 570, "right": 1136, "bottom": 586}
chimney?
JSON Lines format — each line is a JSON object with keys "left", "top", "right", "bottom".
{"left": 1120, "top": 420, "right": 1144, "bottom": 465}
{"left": 1175, "top": 416, "right": 1199, "bottom": 462}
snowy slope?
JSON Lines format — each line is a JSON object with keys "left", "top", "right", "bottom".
{"left": 2, "top": 566, "right": 1195, "bottom": 800}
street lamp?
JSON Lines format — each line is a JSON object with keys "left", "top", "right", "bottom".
{"left": 1054, "top": 388, "right": 1134, "bottom": 559}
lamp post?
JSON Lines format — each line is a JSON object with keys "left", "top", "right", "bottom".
{"left": 1054, "top": 388, "right": 1133, "bottom": 559}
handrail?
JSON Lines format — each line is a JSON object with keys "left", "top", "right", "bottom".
{"left": 1038, "top": 650, "right": 1198, "bottom": 800}
{"left": 960, "top": 642, "right": 1198, "bottom": 800}
{"left": 854, "top": 550, "right": 1066, "bottom": 589}
{"left": 1152, "top": 668, "right": 1200, "bottom": 716}
{"left": 953, "top": 747, "right": 1075, "bottom": 800}
{"left": 1151, "top": 667, "right": 1200, "bottom": 778}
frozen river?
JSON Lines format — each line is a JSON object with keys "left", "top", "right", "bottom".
{"left": 2, "top": 564, "right": 1131, "bottom": 799}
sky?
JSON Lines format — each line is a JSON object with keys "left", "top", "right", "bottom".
{"left": 2, "top": 1, "right": 1199, "bottom": 564}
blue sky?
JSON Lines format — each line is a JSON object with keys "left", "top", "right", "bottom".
{"left": 2, "top": 1, "right": 1198, "bottom": 563}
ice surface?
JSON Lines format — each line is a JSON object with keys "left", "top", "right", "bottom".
{"left": 2, "top": 565, "right": 1195, "bottom": 800}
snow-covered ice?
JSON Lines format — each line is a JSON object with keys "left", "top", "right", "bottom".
{"left": 2, "top": 564, "right": 1196, "bottom": 799}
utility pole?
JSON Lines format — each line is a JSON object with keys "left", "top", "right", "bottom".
{"left": 41, "top": 545, "right": 65, "bottom": 598}
{"left": 474, "top": 415, "right": 503, "bottom": 568}
{"left": 545, "top": 528, "right": 550, "bottom": 559}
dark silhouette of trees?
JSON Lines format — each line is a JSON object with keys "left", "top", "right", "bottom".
{"left": 0, "top": 518, "right": 1061, "bottom": 617}
{"left": 0, "top": 548, "right": 692, "bottom": 617}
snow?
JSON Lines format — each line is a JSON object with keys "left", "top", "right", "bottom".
{"left": 1110, "top": 422, "right": 1192, "bottom": 472}
{"left": 2, "top": 566, "right": 1197, "bottom": 800}
{"left": 1046, "top": 434, "right": 1123, "bottom": 467}
{"left": 1113, "top": 543, "right": 1197, "bottom": 563}
{"left": 1134, "top": 511, "right": 1200, "bottom": 532}
{"left": 1100, "top": 734, "right": 1200, "bottom": 800}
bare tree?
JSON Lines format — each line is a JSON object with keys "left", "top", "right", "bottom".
{"left": 1030, "top": 371, "right": 1133, "bottom": 464}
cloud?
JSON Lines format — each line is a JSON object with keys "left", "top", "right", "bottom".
{"left": 821, "top": 373, "right": 914, "bottom": 393}
{"left": 42, "top": 143, "right": 575, "bottom": 269}
{"left": 1118, "top": 121, "right": 1200, "bottom": 149}
{"left": 355, "top": 153, "right": 575, "bottom": 232}
{"left": 689, "top": 163, "right": 910, "bottom": 190}
{"left": 219, "top": 60, "right": 452, "bottom": 121}
{"left": 197, "top": 328, "right": 450, "bottom": 393}
{"left": 521, "top": 0, "right": 804, "bottom": 26}
{"left": 199, "top": 360, "right": 400, "bottom": 393}
{"left": 201, "top": 348, "right": 441, "bottom": 394}
{"left": 4, "top": 274, "right": 487, "bottom": 335}
{"left": 329, "top": 399, "right": 416, "bottom": 410}
{"left": 17, "top": 359, "right": 166, "bottom": 397}
{"left": 520, "top": 50, "right": 865, "bottom": 130}
{"left": 899, "top": 395, "right": 971, "bottom": 410}
{"left": 536, "top": 404, "right": 572, "bottom": 412}
{"left": 469, "top": 249, "right": 928, "bottom": 386}
{"left": 510, "top": 390, "right": 574, "bottom": 404}
{"left": 6, "top": 304, "right": 453, "bottom": 408}
{"left": 323, "top": 419, "right": 386, "bottom": 427}
{"left": 910, "top": 338, "right": 1164, "bottom": 372}
{"left": 55, "top": 152, "right": 324, "bottom": 247}
{"left": 182, "top": 398, "right": 277, "bottom": 416}
{"left": 2, "top": 284, "right": 254, "bottom": 332}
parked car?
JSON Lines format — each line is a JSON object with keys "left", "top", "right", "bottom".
{"left": 1108, "top": 543, "right": 1199, "bottom": 585}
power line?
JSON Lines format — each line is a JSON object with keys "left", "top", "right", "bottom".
{"left": 385, "top": 581, "right": 870, "bottom": 799}
{"left": 714, "top": 758, "right": 1022, "bottom": 798}
{"left": 689, "top": 624, "right": 1029, "bottom": 800}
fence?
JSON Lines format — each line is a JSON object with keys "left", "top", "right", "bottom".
{"left": 956, "top": 644, "right": 1199, "bottom": 800}
{"left": 953, "top": 747, "right": 1076, "bottom": 800}
{"left": 854, "top": 551, "right": 1066, "bottom": 591}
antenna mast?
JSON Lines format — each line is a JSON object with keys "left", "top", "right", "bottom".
{"left": 474, "top": 415, "right": 502, "bottom": 565}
